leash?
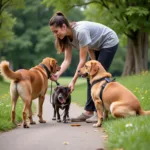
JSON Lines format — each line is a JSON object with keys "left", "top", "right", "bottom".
{"left": 50, "top": 81, "right": 60, "bottom": 104}
{"left": 38, "top": 64, "right": 67, "bottom": 116}
{"left": 49, "top": 81, "right": 71, "bottom": 117}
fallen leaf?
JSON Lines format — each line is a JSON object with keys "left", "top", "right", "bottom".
{"left": 102, "top": 135, "right": 108, "bottom": 140}
{"left": 63, "top": 141, "right": 69, "bottom": 145}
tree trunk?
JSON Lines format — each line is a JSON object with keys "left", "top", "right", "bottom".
{"left": 122, "top": 31, "right": 148, "bottom": 76}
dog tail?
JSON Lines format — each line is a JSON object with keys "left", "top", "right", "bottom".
{"left": 0, "top": 61, "right": 21, "bottom": 81}
{"left": 139, "top": 109, "right": 150, "bottom": 115}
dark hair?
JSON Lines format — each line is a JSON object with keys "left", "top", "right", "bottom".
{"left": 49, "top": 11, "right": 71, "bottom": 54}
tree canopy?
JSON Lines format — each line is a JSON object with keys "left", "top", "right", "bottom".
{"left": 43, "top": 0, "right": 150, "bottom": 75}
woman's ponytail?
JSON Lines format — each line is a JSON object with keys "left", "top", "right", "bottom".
{"left": 49, "top": 11, "right": 71, "bottom": 53}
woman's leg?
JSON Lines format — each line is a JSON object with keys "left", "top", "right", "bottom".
{"left": 84, "top": 44, "right": 118, "bottom": 111}
{"left": 71, "top": 44, "right": 118, "bottom": 122}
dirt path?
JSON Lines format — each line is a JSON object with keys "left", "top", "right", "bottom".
{"left": 0, "top": 95, "right": 105, "bottom": 150}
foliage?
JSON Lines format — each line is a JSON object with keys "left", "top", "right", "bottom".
{"left": 0, "top": 0, "right": 24, "bottom": 49}
{"left": 0, "top": 0, "right": 85, "bottom": 76}
{"left": 42, "top": 0, "right": 150, "bottom": 75}
{"left": 43, "top": 0, "right": 150, "bottom": 37}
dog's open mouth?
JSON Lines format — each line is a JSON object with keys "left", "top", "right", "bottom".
{"left": 80, "top": 73, "right": 88, "bottom": 78}
{"left": 58, "top": 96, "right": 65, "bottom": 104}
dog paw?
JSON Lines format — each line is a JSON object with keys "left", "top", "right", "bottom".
{"left": 30, "top": 121, "right": 36, "bottom": 125}
{"left": 23, "top": 124, "right": 29, "bottom": 128}
{"left": 63, "top": 120, "right": 68, "bottom": 123}
{"left": 39, "top": 120, "right": 46, "bottom": 123}
{"left": 66, "top": 117, "right": 70, "bottom": 121}
{"left": 52, "top": 117, "right": 56, "bottom": 120}
{"left": 93, "top": 123, "right": 101, "bottom": 128}
{"left": 57, "top": 119, "right": 61, "bottom": 123}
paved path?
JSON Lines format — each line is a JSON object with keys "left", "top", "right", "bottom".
{"left": 0, "top": 95, "right": 105, "bottom": 150}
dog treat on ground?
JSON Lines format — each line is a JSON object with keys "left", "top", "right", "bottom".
{"left": 71, "top": 124, "right": 81, "bottom": 127}
{"left": 63, "top": 141, "right": 69, "bottom": 145}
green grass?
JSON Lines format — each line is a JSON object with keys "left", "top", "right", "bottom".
{"left": 102, "top": 71, "right": 150, "bottom": 150}
{"left": 1, "top": 71, "right": 150, "bottom": 150}
{"left": 0, "top": 81, "right": 29, "bottom": 131}
{"left": 53, "top": 72, "right": 150, "bottom": 150}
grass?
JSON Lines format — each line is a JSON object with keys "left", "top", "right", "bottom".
{"left": 49, "top": 72, "right": 150, "bottom": 150}
{"left": 102, "top": 71, "right": 150, "bottom": 150}
{"left": 0, "top": 80, "right": 34, "bottom": 131}
{"left": 0, "top": 81, "right": 23, "bottom": 131}
{"left": 1, "top": 71, "right": 150, "bottom": 150}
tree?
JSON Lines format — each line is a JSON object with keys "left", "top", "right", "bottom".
{"left": 1, "top": 0, "right": 85, "bottom": 77}
{"left": 42, "top": 0, "right": 150, "bottom": 76}
{"left": 0, "top": 0, "right": 24, "bottom": 48}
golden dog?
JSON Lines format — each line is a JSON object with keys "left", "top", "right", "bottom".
{"left": 0, "top": 57, "right": 60, "bottom": 128}
{"left": 79, "top": 60, "right": 150, "bottom": 127}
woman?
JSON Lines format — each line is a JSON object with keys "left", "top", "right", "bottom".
{"left": 49, "top": 11, "right": 119, "bottom": 123}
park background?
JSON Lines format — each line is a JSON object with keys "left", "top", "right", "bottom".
{"left": 0, "top": 1, "right": 150, "bottom": 150}
{"left": 0, "top": 0, "right": 150, "bottom": 78}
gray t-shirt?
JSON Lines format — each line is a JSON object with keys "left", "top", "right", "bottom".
{"left": 69, "top": 21, "right": 119, "bottom": 50}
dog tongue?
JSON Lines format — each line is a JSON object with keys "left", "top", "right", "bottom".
{"left": 59, "top": 97, "right": 65, "bottom": 103}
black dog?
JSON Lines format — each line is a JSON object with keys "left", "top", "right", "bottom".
{"left": 52, "top": 86, "right": 71, "bottom": 123}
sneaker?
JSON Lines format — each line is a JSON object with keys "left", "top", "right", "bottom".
{"left": 71, "top": 113, "right": 93, "bottom": 122}
{"left": 86, "top": 112, "right": 98, "bottom": 123}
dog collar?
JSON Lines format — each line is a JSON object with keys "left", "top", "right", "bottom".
{"left": 40, "top": 64, "right": 51, "bottom": 79}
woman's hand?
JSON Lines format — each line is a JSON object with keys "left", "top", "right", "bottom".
{"left": 50, "top": 74, "right": 59, "bottom": 81}
{"left": 68, "top": 81, "right": 75, "bottom": 92}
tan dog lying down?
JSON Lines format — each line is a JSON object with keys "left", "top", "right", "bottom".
{"left": 0, "top": 57, "right": 60, "bottom": 128}
{"left": 79, "top": 60, "right": 150, "bottom": 127}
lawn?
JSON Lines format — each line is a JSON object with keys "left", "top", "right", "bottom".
{"left": 0, "top": 81, "right": 24, "bottom": 131}
{"left": 103, "top": 72, "right": 150, "bottom": 150}
{"left": 0, "top": 80, "right": 34, "bottom": 131}
{"left": 1, "top": 72, "right": 150, "bottom": 150}
{"left": 71, "top": 72, "right": 150, "bottom": 150}
{"left": 49, "top": 72, "right": 150, "bottom": 150}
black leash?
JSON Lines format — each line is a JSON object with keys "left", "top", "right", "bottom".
{"left": 40, "top": 63, "right": 60, "bottom": 103}
{"left": 50, "top": 81, "right": 60, "bottom": 104}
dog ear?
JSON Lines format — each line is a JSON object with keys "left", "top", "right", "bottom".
{"left": 90, "top": 62, "right": 99, "bottom": 76}
{"left": 67, "top": 87, "right": 71, "bottom": 93}
{"left": 49, "top": 59, "right": 56, "bottom": 73}
{"left": 54, "top": 86, "right": 59, "bottom": 91}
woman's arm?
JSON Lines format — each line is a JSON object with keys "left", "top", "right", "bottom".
{"left": 56, "top": 47, "right": 72, "bottom": 78}
{"left": 71, "top": 45, "right": 88, "bottom": 84}
{"left": 88, "top": 49, "right": 96, "bottom": 60}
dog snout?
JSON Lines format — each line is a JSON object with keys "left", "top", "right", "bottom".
{"left": 58, "top": 95, "right": 63, "bottom": 99}
{"left": 78, "top": 70, "right": 80, "bottom": 74}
